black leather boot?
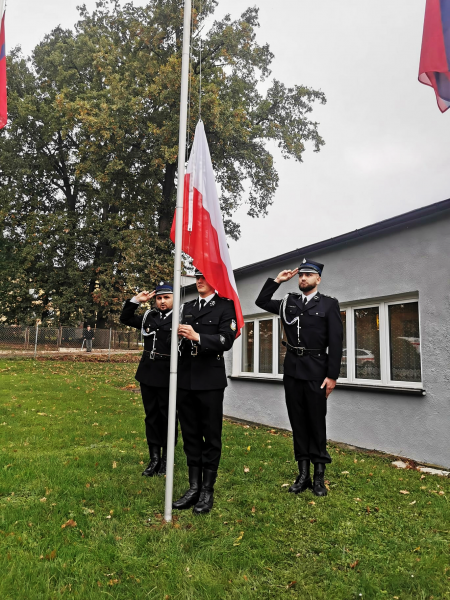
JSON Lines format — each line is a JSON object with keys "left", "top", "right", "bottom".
{"left": 313, "top": 463, "right": 328, "bottom": 497}
{"left": 193, "top": 468, "right": 217, "bottom": 515}
{"left": 172, "top": 466, "right": 202, "bottom": 510}
{"left": 142, "top": 445, "right": 161, "bottom": 477}
{"left": 158, "top": 448, "right": 167, "bottom": 476}
{"left": 289, "top": 459, "right": 312, "bottom": 494}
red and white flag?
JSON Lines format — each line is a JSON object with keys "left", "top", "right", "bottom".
{"left": 170, "top": 120, "right": 244, "bottom": 336}
{"left": 0, "top": 9, "right": 7, "bottom": 129}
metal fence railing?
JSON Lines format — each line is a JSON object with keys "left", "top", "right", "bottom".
{"left": 0, "top": 326, "right": 142, "bottom": 357}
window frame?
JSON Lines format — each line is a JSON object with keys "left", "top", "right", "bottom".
{"left": 339, "top": 295, "right": 423, "bottom": 389}
{"left": 233, "top": 294, "right": 422, "bottom": 390}
{"left": 233, "top": 314, "right": 283, "bottom": 380}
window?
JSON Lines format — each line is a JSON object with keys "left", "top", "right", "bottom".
{"left": 340, "top": 297, "right": 422, "bottom": 388}
{"left": 236, "top": 295, "right": 421, "bottom": 388}
{"left": 241, "top": 321, "right": 254, "bottom": 373}
{"left": 237, "top": 316, "right": 281, "bottom": 378}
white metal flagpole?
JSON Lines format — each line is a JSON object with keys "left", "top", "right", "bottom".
{"left": 164, "top": 0, "right": 192, "bottom": 523}
{"left": 0, "top": 0, "right": 6, "bottom": 20}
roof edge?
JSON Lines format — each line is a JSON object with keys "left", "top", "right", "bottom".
{"left": 234, "top": 197, "right": 450, "bottom": 275}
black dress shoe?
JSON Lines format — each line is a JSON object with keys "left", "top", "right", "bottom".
{"left": 142, "top": 445, "right": 161, "bottom": 477}
{"left": 289, "top": 459, "right": 312, "bottom": 494}
{"left": 313, "top": 463, "right": 328, "bottom": 497}
{"left": 172, "top": 466, "right": 202, "bottom": 510}
{"left": 193, "top": 469, "right": 217, "bottom": 515}
{"left": 158, "top": 449, "right": 167, "bottom": 476}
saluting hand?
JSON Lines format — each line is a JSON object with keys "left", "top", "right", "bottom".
{"left": 178, "top": 324, "right": 200, "bottom": 342}
{"left": 134, "top": 290, "right": 156, "bottom": 303}
{"left": 274, "top": 268, "right": 299, "bottom": 283}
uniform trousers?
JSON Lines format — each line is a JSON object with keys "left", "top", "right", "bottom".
{"left": 177, "top": 388, "right": 224, "bottom": 471}
{"left": 283, "top": 375, "right": 331, "bottom": 465}
{"left": 140, "top": 383, "right": 178, "bottom": 449}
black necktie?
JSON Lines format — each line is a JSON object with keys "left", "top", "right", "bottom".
{"left": 302, "top": 296, "right": 307, "bottom": 308}
{"left": 199, "top": 299, "right": 206, "bottom": 312}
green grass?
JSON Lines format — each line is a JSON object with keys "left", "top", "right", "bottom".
{"left": 0, "top": 358, "right": 449, "bottom": 600}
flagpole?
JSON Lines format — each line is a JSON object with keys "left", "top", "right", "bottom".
{"left": 164, "top": 0, "right": 192, "bottom": 523}
{"left": 0, "top": 0, "right": 5, "bottom": 19}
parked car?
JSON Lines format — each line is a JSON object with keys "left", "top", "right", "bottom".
{"left": 341, "top": 348, "right": 375, "bottom": 365}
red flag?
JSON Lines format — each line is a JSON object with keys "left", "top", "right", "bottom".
{"left": 170, "top": 121, "right": 244, "bottom": 336}
{"left": 419, "top": 0, "right": 450, "bottom": 112}
{"left": 0, "top": 11, "right": 6, "bottom": 129}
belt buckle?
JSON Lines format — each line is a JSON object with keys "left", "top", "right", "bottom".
{"left": 191, "top": 345, "right": 198, "bottom": 357}
{"left": 149, "top": 350, "right": 155, "bottom": 360}
{"left": 297, "top": 347, "right": 304, "bottom": 356}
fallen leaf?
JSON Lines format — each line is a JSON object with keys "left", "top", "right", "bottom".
{"left": 308, "top": 501, "right": 316, "bottom": 505}
{"left": 112, "top": 461, "right": 117, "bottom": 469}
{"left": 251, "top": 506, "right": 256, "bottom": 513}
{"left": 439, "top": 491, "right": 445, "bottom": 496}
{"left": 400, "top": 490, "right": 410, "bottom": 495}
{"left": 420, "top": 474, "right": 426, "bottom": 480}
{"left": 354, "top": 459, "right": 358, "bottom": 463}
{"left": 286, "top": 581, "right": 297, "bottom": 589}
{"left": 233, "top": 531, "right": 244, "bottom": 546}
{"left": 349, "top": 560, "right": 359, "bottom": 569}
{"left": 244, "top": 467, "right": 250, "bottom": 473}
{"left": 409, "top": 500, "right": 417, "bottom": 506}
{"left": 247, "top": 446, "right": 251, "bottom": 451}
{"left": 45, "top": 549, "right": 57, "bottom": 560}
{"left": 341, "top": 471, "right": 349, "bottom": 474}
{"left": 354, "top": 498, "right": 361, "bottom": 502}
{"left": 309, "top": 518, "right": 316, "bottom": 523}
{"left": 281, "top": 483, "right": 289, "bottom": 487}
{"left": 61, "top": 519, "right": 77, "bottom": 529}
{"left": 366, "top": 506, "right": 370, "bottom": 513}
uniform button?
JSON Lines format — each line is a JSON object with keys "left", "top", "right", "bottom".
{"left": 196, "top": 322, "right": 199, "bottom": 325}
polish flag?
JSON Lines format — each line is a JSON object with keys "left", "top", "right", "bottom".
{"left": 0, "top": 10, "right": 6, "bottom": 129}
{"left": 170, "top": 120, "right": 244, "bottom": 336}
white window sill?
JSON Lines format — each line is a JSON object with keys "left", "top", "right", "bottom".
{"left": 228, "top": 375, "right": 425, "bottom": 395}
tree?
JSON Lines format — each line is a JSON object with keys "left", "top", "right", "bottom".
{"left": 0, "top": 0, "right": 326, "bottom": 327}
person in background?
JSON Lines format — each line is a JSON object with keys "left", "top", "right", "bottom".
{"left": 83, "top": 325, "right": 94, "bottom": 353}
{"left": 120, "top": 281, "right": 177, "bottom": 477}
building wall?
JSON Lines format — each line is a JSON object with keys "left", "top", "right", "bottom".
{"left": 222, "top": 211, "right": 450, "bottom": 468}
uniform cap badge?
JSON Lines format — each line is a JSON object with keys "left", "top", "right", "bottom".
{"left": 159, "top": 281, "right": 164, "bottom": 286}
{"left": 302, "top": 258, "right": 306, "bottom": 263}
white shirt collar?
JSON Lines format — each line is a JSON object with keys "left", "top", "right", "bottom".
{"left": 300, "top": 290, "right": 318, "bottom": 304}
{"left": 198, "top": 293, "right": 215, "bottom": 305}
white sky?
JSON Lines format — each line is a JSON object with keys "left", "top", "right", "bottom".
{"left": 4, "top": 0, "right": 449, "bottom": 269}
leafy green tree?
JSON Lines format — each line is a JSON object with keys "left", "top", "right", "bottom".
{"left": 0, "top": 0, "right": 325, "bottom": 327}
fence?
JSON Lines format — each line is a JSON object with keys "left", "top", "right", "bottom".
{"left": 0, "top": 326, "right": 142, "bottom": 357}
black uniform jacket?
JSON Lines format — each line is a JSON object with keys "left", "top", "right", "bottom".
{"left": 120, "top": 300, "right": 172, "bottom": 388}
{"left": 178, "top": 294, "right": 237, "bottom": 391}
{"left": 255, "top": 279, "right": 343, "bottom": 381}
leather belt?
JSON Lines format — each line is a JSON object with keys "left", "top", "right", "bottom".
{"left": 282, "top": 341, "right": 326, "bottom": 357}
{"left": 143, "top": 350, "right": 170, "bottom": 361}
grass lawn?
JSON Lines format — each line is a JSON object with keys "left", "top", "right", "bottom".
{"left": 0, "top": 358, "right": 449, "bottom": 600}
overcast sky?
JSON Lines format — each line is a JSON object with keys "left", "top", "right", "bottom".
{"left": 4, "top": 0, "right": 448, "bottom": 269}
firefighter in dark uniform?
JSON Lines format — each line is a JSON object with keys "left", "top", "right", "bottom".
{"left": 256, "top": 259, "right": 343, "bottom": 497}
{"left": 172, "top": 270, "right": 237, "bottom": 515}
{"left": 120, "top": 281, "right": 177, "bottom": 477}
